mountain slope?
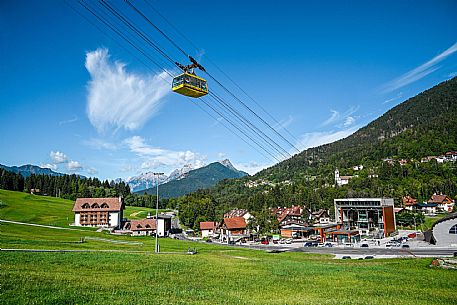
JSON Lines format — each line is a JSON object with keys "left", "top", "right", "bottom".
{"left": 206, "top": 77, "right": 457, "bottom": 209}
{"left": 137, "top": 161, "right": 248, "bottom": 198}
{"left": 0, "top": 164, "right": 65, "bottom": 178}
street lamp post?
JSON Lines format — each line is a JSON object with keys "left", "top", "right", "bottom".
{"left": 153, "top": 172, "right": 164, "bottom": 253}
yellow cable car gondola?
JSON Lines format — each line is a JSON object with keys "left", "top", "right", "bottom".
{"left": 172, "top": 56, "right": 208, "bottom": 98}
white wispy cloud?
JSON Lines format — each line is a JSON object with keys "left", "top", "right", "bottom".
{"left": 343, "top": 116, "right": 355, "bottom": 127}
{"left": 296, "top": 126, "right": 359, "bottom": 151}
{"left": 383, "top": 92, "right": 403, "bottom": 104}
{"left": 234, "top": 161, "right": 270, "bottom": 175}
{"left": 59, "top": 115, "right": 78, "bottom": 126}
{"left": 83, "top": 138, "right": 118, "bottom": 150}
{"left": 321, "top": 110, "right": 340, "bottom": 127}
{"left": 40, "top": 163, "right": 58, "bottom": 171}
{"left": 87, "top": 168, "right": 98, "bottom": 175}
{"left": 85, "top": 48, "right": 171, "bottom": 133}
{"left": 273, "top": 115, "right": 294, "bottom": 131}
{"left": 50, "top": 151, "right": 68, "bottom": 164}
{"left": 124, "top": 136, "right": 207, "bottom": 170}
{"left": 67, "top": 160, "right": 83, "bottom": 171}
{"left": 382, "top": 42, "right": 457, "bottom": 93}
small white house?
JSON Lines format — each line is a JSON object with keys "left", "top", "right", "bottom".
{"left": 335, "top": 169, "right": 352, "bottom": 186}
{"left": 200, "top": 221, "right": 217, "bottom": 238}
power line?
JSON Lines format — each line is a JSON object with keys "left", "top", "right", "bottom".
{"left": 76, "top": 0, "right": 288, "bottom": 162}
{"left": 142, "top": 0, "right": 301, "bottom": 150}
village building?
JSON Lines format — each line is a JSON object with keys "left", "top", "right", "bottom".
{"left": 311, "top": 209, "right": 331, "bottom": 225}
{"left": 272, "top": 205, "right": 310, "bottom": 238}
{"left": 428, "top": 194, "right": 455, "bottom": 213}
{"left": 402, "top": 195, "right": 417, "bottom": 211}
{"left": 334, "top": 198, "right": 396, "bottom": 238}
{"left": 72, "top": 197, "right": 124, "bottom": 228}
{"left": 129, "top": 218, "right": 157, "bottom": 236}
{"left": 224, "top": 209, "right": 253, "bottom": 223}
{"left": 424, "top": 213, "right": 457, "bottom": 246}
{"left": 335, "top": 168, "right": 353, "bottom": 186}
{"left": 445, "top": 151, "right": 457, "bottom": 162}
{"left": 218, "top": 217, "right": 248, "bottom": 243}
{"left": 200, "top": 221, "right": 217, "bottom": 238}
{"left": 413, "top": 202, "right": 438, "bottom": 214}
{"left": 122, "top": 213, "right": 172, "bottom": 237}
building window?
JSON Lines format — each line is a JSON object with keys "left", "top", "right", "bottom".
{"left": 449, "top": 224, "right": 457, "bottom": 234}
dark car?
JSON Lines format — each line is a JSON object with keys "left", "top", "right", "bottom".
{"left": 364, "top": 256, "right": 374, "bottom": 259}
{"left": 361, "top": 243, "right": 369, "bottom": 248}
{"left": 342, "top": 256, "right": 351, "bottom": 259}
{"left": 228, "top": 240, "right": 235, "bottom": 245}
{"left": 205, "top": 239, "right": 213, "bottom": 243}
{"left": 304, "top": 242, "right": 318, "bottom": 247}
{"left": 401, "top": 244, "right": 410, "bottom": 248}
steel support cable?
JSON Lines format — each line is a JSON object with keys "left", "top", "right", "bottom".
{"left": 77, "top": 0, "right": 283, "bottom": 162}
{"left": 125, "top": 0, "right": 188, "bottom": 58}
{"left": 199, "top": 96, "right": 281, "bottom": 163}
{"left": 126, "top": 1, "right": 296, "bottom": 156}
{"left": 203, "top": 93, "right": 282, "bottom": 161}
{"left": 100, "top": 0, "right": 290, "bottom": 159}
{"left": 77, "top": 0, "right": 175, "bottom": 78}
{"left": 208, "top": 91, "right": 290, "bottom": 159}
{"left": 143, "top": 0, "right": 300, "bottom": 145}
{"left": 205, "top": 71, "right": 298, "bottom": 155}
{"left": 99, "top": 0, "right": 177, "bottom": 68}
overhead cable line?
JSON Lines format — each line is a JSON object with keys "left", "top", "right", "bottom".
{"left": 140, "top": 0, "right": 301, "bottom": 152}
{"left": 76, "top": 0, "right": 287, "bottom": 161}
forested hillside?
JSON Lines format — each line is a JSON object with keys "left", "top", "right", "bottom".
{"left": 202, "top": 77, "right": 457, "bottom": 215}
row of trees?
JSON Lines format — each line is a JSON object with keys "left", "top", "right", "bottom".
{"left": 0, "top": 169, "right": 130, "bottom": 200}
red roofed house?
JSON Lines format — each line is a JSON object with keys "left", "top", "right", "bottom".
{"left": 273, "top": 205, "right": 306, "bottom": 226}
{"left": 72, "top": 197, "right": 124, "bottom": 228}
{"left": 129, "top": 219, "right": 157, "bottom": 236}
{"left": 200, "top": 221, "right": 217, "bottom": 238}
{"left": 218, "top": 217, "right": 247, "bottom": 243}
{"left": 428, "top": 194, "right": 455, "bottom": 213}
{"left": 403, "top": 195, "right": 417, "bottom": 211}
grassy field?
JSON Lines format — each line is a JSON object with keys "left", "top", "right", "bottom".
{"left": 1, "top": 189, "right": 457, "bottom": 304}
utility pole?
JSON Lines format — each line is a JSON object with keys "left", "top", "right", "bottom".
{"left": 153, "top": 172, "right": 164, "bottom": 253}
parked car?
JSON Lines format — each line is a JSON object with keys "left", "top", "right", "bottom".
{"left": 407, "top": 232, "right": 417, "bottom": 239}
{"left": 205, "top": 239, "right": 213, "bottom": 243}
{"left": 261, "top": 240, "right": 269, "bottom": 245}
{"left": 361, "top": 243, "right": 369, "bottom": 248}
{"left": 323, "top": 242, "right": 333, "bottom": 247}
{"left": 343, "top": 243, "right": 354, "bottom": 248}
{"left": 342, "top": 256, "right": 351, "bottom": 259}
{"left": 401, "top": 244, "right": 410, "bottom": 248}
{"left": 304, "top": 241, "right": 317, "bottom": 247}
{"left": 228, "top": 240, "right": 235, "bottom": 245}
{"left": 285, "top": 239, "right": 292, "bottom": 244}
{"left": 364, "top": 256, "right": 374, "bottom": 259}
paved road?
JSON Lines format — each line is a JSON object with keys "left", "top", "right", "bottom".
{"left": 240, "top": 243, "right": 457, "bottom": 257}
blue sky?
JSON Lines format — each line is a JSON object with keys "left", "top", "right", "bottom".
{"left": 1, "top": 0, "right": 457, "bottom": 180}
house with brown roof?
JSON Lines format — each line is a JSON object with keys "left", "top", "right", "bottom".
{"left": 129, "top": 219, "right": 157, "bottom": 236}
{"left": 311, "top": 209, "right": 331, "bottom": 225}
{"left": 428, "top": 194, "right": 455, "bottom": 212}
{"left": 200, "top": 221, "right": 217, "bottom": 238}
{"left": 273, "top": 205, "right": 306, "bottom": 226}
{"left": 218, "top": 217, "right": 247, "bottom": 243}
{"left": 72, "top": 197, "right": 124, "bottom": 228}
{"left": 403, "top": 195, "right": 417, "bottom": 211}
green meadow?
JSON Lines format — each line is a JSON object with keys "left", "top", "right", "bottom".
{"left": 1, "top": 189, "right": 456, "bottom": 304}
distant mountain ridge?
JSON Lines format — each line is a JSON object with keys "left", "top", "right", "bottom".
{"left": 136, "top": 160, "right": 248, "bottom": 198}
{"left": 0, "top": 164, "right": 66, "bottom": 178}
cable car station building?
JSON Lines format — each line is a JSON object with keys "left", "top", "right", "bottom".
{"left": 334, "top": 198, "right": 396, "bottom": 240}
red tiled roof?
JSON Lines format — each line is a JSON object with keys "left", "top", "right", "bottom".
{"left": 200, "top": 221, "right": 217, "bottom": 230}
{"left": 402, "top": 195, "right": 417, "bottom": 206}
{"left": 130, "top": 219, "right": 157, "bottom": 231}
{"left": 428, "top": 194, "right": 452, "bottom": 204}
{"left": 277, "top": 206, "right": 303, "bottom": 223}
{"left": 72, "top": 197, "right": 123, "bottom": 212}
{"left": 223, "top": 217, "right": 246, "bottom": 230}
